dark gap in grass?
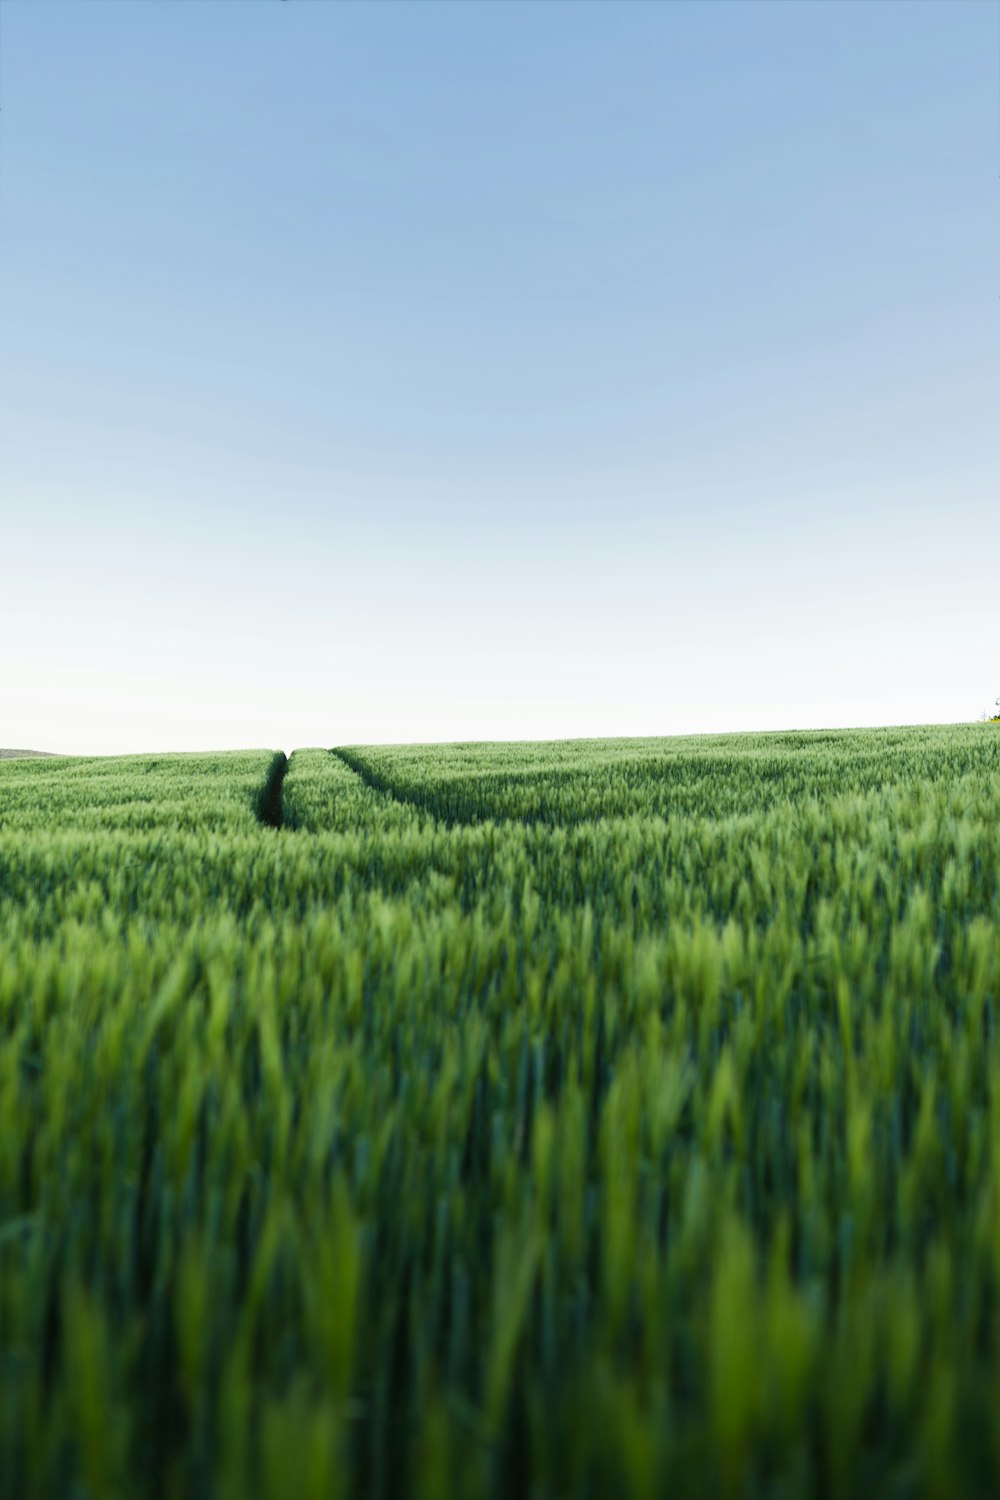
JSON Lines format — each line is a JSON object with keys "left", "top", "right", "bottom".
{"left": 256, "top": 752, "right": 288, "bottom": 830}
{"left": 331, "top": 746, "right": 492, "bottom": 829}
{"left": 329, "top": 747, "right": 428, "bottom": 814}
{"left": 330, "top": 746, "right": 627, "bottom": 829}
{"left": 331, "top": 745, "right": 619, "bottom": 831}
{"left": 331, "top": 743, "right": 485, "bottom": 825}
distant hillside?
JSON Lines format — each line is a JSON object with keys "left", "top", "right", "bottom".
{"left": 0, "top": 749, "right": 57, "bottom": 759}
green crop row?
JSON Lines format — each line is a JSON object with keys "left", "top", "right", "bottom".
{"left": 0, "top": 728, "right": 998, "bottom": 1499}
{"left": 337, "top": 724, "right": 999, "bottom": 826}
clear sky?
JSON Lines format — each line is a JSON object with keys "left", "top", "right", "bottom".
{"left": 1, "top": 0, "right": 997, "bottom": 754}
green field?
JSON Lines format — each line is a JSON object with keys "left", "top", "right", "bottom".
{"left": 1, "top": 726, "right": 999, "bottom": 1499}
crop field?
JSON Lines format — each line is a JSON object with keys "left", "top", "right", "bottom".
{"left": 1, "top": 725, "right": 999, "bottom": 1500}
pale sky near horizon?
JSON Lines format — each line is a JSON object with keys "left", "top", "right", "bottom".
{"left": 1, "top": 0, "right": 997, "bottom": 755}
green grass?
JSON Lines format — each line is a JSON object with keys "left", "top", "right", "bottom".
{"left": 1, "top": 726, "right": 998, "bottom": 1499}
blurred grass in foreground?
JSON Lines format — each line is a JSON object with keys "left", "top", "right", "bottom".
{"left": 0, "top": 726, "right": 998, "bottom": 1499}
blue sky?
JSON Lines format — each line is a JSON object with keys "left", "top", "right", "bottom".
{"left": 2, "top": 0, "right": 997, "bottom": 753}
